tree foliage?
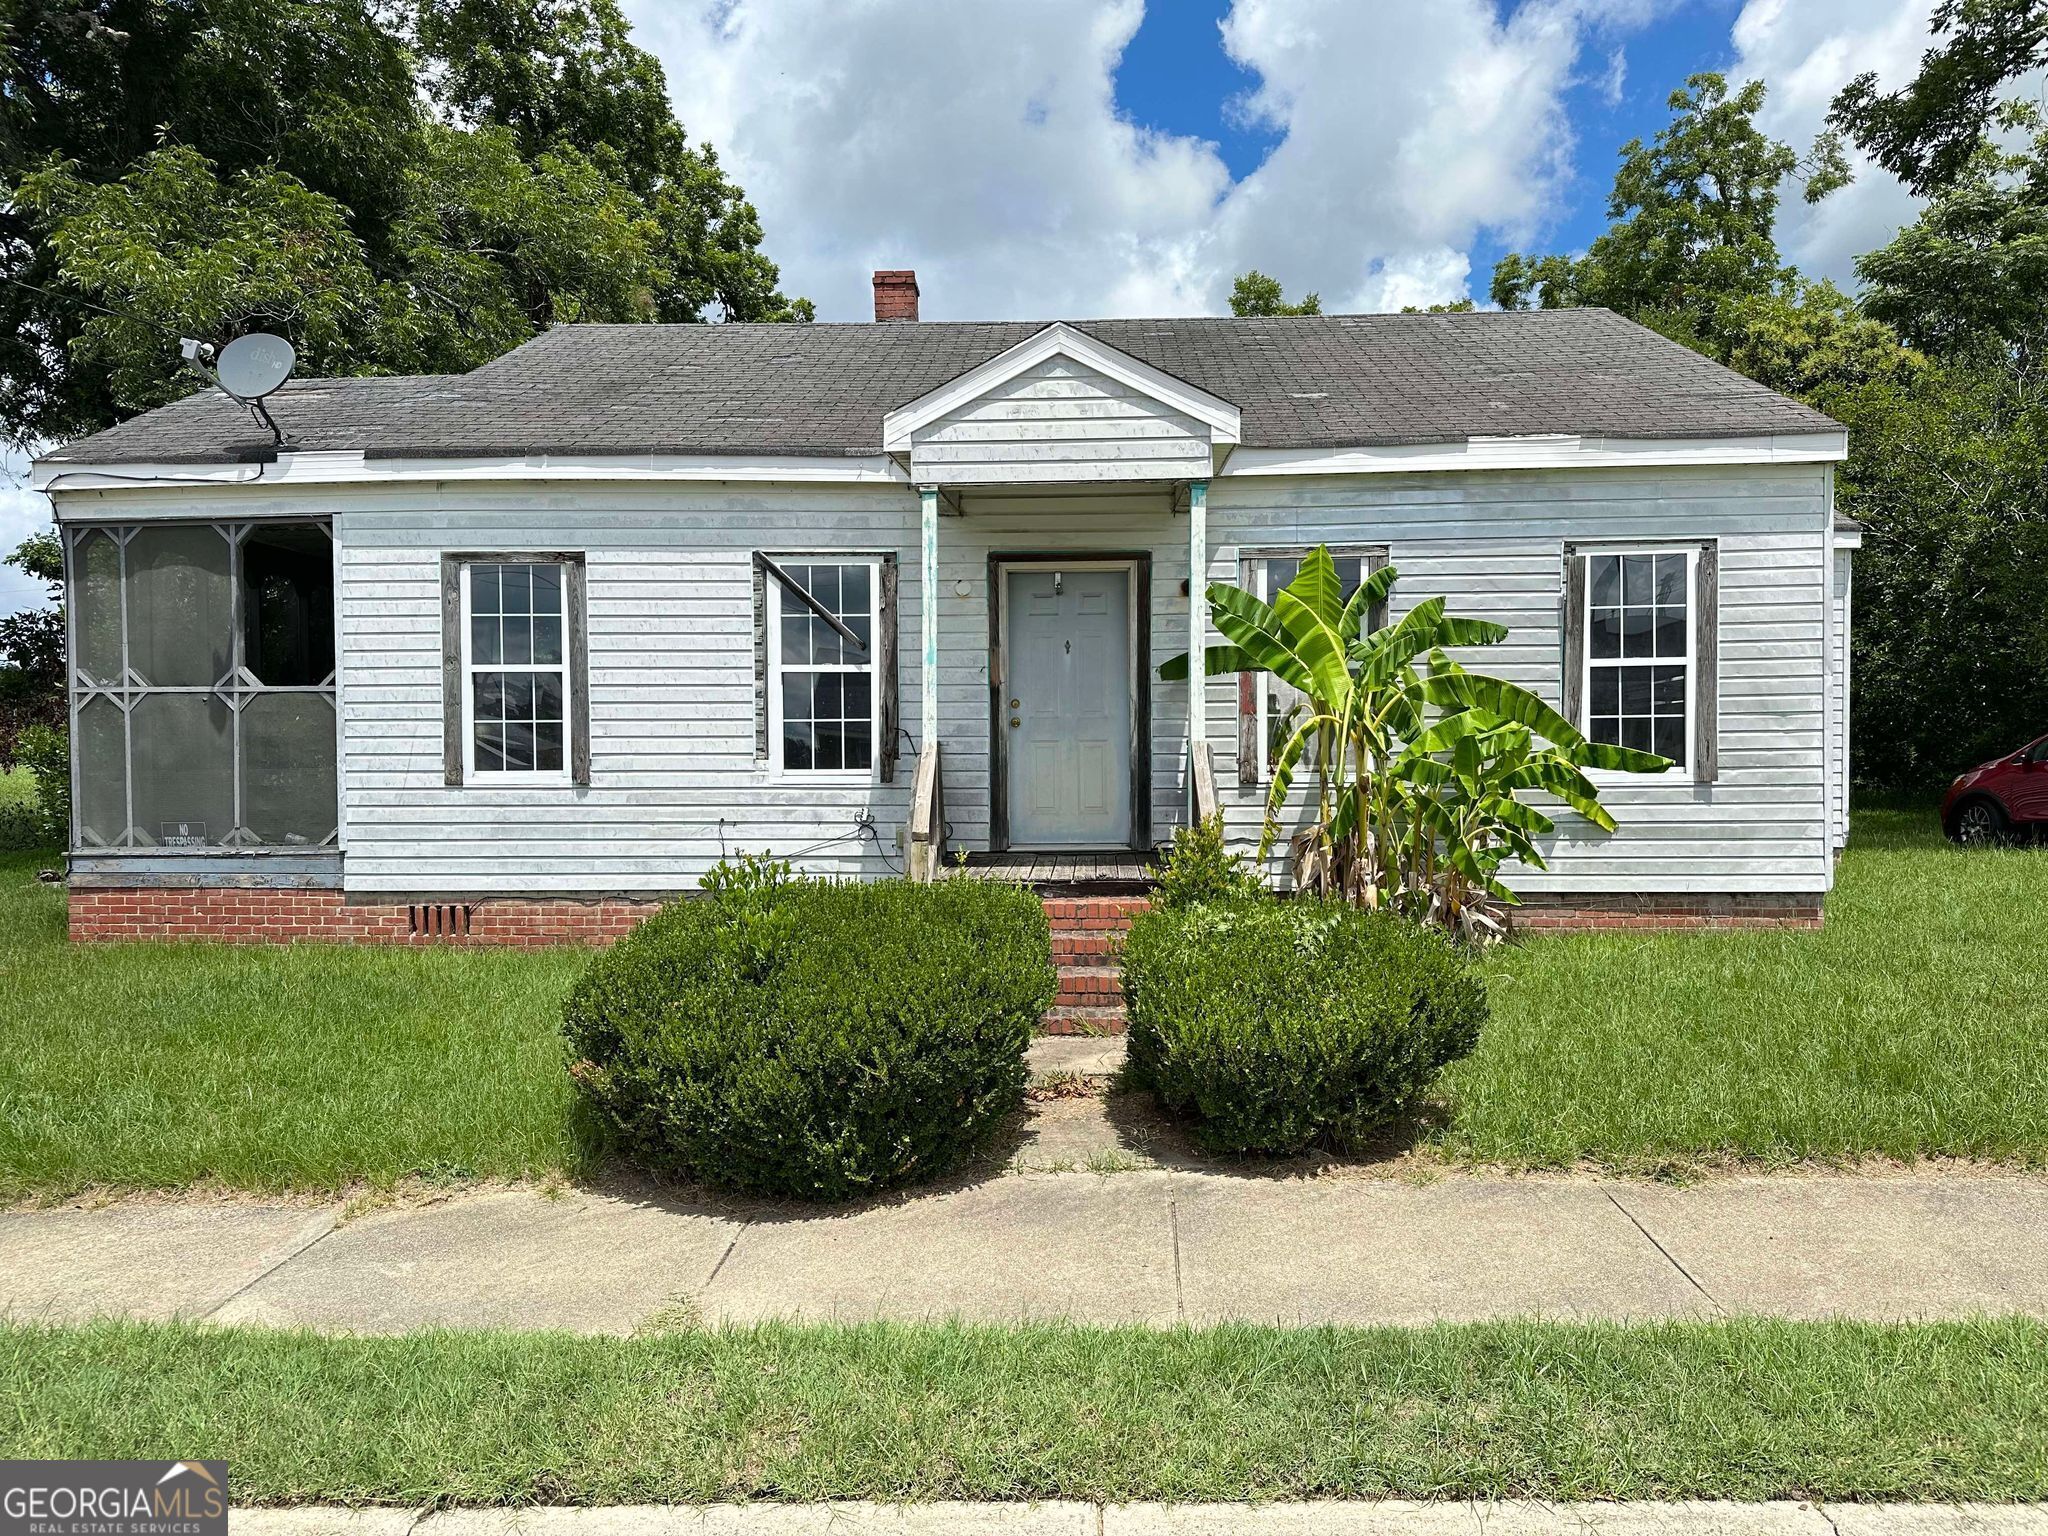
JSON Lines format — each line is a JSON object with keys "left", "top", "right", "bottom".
{"left": 0, "top": 0, "right": 808, "bottom": 445}
{"left": 1828, "top": 0, "right": 2048, "bottom": 197}
{"left": 0, "top": 533, "right": 64, "bottom": 770}
{"left": 1230, "top": 270, "right": 1321, "bottom": 317}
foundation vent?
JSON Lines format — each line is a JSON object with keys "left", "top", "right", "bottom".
{"left": 408, "top": 902, "right": 472, "bottom": 938}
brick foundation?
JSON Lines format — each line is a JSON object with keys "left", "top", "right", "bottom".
{"left": 1510, "top": 892, "right": 1823, "bottom": 931}
{"left": 67, "top": 888, "right": 661, "bottom": 947}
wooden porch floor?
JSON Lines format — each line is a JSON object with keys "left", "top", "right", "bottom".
{"left": 954, "top": 849, "right": 1158, "bottom": 890}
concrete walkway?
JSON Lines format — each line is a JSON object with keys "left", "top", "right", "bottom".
{"left": 227, "top": 1500, "right": 2048, "bottom": 1534}
{"left": 7, "top": 1157, "right": 2048, "bottom": 1330}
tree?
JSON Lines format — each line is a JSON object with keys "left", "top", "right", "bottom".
{"left": 1854, "top": 105, "right": 2048, "bottom": 366}
{"left": 1817, "top": 355, "right": 2048, "bottom": 790}
{"left": 1491, "top": 74, "right": 1847, "bottom": 353}
{"left": 0, "top": 531, "right": 64, "bottom": 770}
{"left": 1230, "top": 270, "right": 1321, "bottom": 317}
{"left": 1828, "top": 0, "right": 2048, "bottom": 197}
{"left": 0, "top": 0, "right": 807, "bottom": 446}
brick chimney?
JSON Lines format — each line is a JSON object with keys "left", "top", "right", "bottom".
{"left": 873, "top": 269, "right": 920, "bottom": 322}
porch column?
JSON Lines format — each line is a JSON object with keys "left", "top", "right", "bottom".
{"left": 1187, "top": 477, "right": 1209, "bottom": 794}
{"left": 919, "top": 484, "right": 940, "bottom": 753}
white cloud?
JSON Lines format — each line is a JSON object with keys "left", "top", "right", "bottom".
{"left": 0, "top": 449, "right": 55, "bottom": 622}
{"left": 1730, "top": 0, "right": 1946, "bottom": 288}
{"left": 625, "top": 0, "right": 1647, "bottom": 320}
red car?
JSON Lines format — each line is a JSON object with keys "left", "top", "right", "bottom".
{"left": 1944, "top": 733, "right": 2048, "bottom": 843}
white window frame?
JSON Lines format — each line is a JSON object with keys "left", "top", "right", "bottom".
{"left": 459, "top": 559, "right": 574, "bottom": 785}
{"left": 1248, "top": 547, "right": 1380, "bottom": 786}
{"left": 765, "top": 554, "right": 884, "bottom": 781}
{"left": 1578, "top": 543, "right": 1698, "bottom": 784}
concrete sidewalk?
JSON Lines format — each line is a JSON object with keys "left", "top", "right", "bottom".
{"left": 7, "top": 1161, "right": 2048, "bottom": 1331}
{"left": 226, "top": 1500, "right": 2048, "bottom": 1534}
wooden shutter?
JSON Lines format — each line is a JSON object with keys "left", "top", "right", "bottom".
{"left": 1561, "top": 546, "right": 1586, "bottom": 730}
{"left": 1237, "top": 553, "right": 1259, "bottom": 786}
{"left": 567, "top": 557, "right": 591, "bottom": 786}
{"left": 1696, "top": 543, "right": 1719, "bottom": 782}
{"left": 878, "top": 553, "right": 900, "bottom": 782}
{"left": 751, "top": 555, "right": 769, "bottom": 763}
{"left": 440, "top": 556, "right": 464, "bottom": 786}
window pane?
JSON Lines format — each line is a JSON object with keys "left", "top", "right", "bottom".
{"left": 1655, "top": 609, "right": 1687, "bottom": 658}
{"left": 1334, "top": 558, "right": 1363, "bottom": 599}
{"left": 1620, "top": 668, "right": 1652, "bottom": 715}
{"left": 782, "top": 672, "right": 815, "bottom": 725}
{"left": 470, "top": 612, "right": 502, "bottom": 665}
{"left": 843, "top": 724, "right": 872, "bottom": 771}
{"left": 1588, "top": 555, "right": 1620, "bottom": 608}
{"left": 813, "top": 720, "right": 846, "bottom": 771}
{"left": 504, "top": 718, "right": 536, "bottom": 772}
{"left": 1623, "top": 716, "right": 1653, "bottom": 753}
{"left": 241, "top": 523, "right": 335, "bottom": 685}
{"left": 531, "top": 564, "right": 562, "bottom": 615}
{"left": 503, "top": 610, "right": 533, "bottom": 664}
{"left": 1590, "top": 607, "right": 1621, "bottom": 660}
{"left": 532, "top": 615, "right": 563, "bottom": 666}
{"left": 1652, "top": 664, "right": 1686, "bottom": 711}
{"left": 814, "top": 672, "right": 842, "bottom": 719}
{"left": 472, "top": 671, "right": 505, "bottom": 722}
{"left": 1621, "top": 554, "right": 1654, "bottom": 608}
{"left": 505, "top": 673, "right": 534, "bottom": 722}
{"left": 240, "top": 693, "right": 338, "bottom": 845}
{"left": 1655, "top": 553, "right": 1688, "bottom": 607}
{"left": 1621, "top": 606, "right": 1655, "bottom": 658}
{"left": 533, "top": 671, "right": 564, "bottom": 724}
{"left": 75, "top": 694, "right": 128, "bottom": 847}
{"left": 471, "top": 564, "right": 502, "bottom": 617}
{"left": 782, "top": 722, "right": 813, "bottom": 770}
{"left": 1653, "top": 715, "right": 1687, "bottom": 766}
{"left": 844, "top": 671, "right": 872, "bottom": 723}
{"left": 501, "top": 563, "right": 531, "bottom": 616}
{"left": 127, "top": 525, "right": 232, "bottom": 686}
{"left": 1590, "top": 714, "right": 1621, "bottom": 747}
{"left": 1590, "top": 668, "right": 1618, "bottom": 714}
{"left": 474, "top": 722, "right": 507, "bottom": 773}
{"left": 839, "top": 563, "right": 867, "bottom": 618}
{"left": 73, "top": 529, "right": 124, "bottom": 687}
{"left": 1266, "top": 558, "right": 1300, "bottom": 598}
{"left": 780, "top": 609, "right": 813, "bottom": 666}
{"left": 129, "top": 692, "right": 233, "bottom": 845}
{"left": 535, "top": 722, "right": 564, "bottom": 773}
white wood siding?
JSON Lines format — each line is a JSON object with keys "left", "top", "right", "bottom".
{"left": 1205, "top": 464, "right": 1836, "bottom": 895}
{"left": 56, "top": 459, "right": 1835, "bottom": 897}
{"left": 909, "top": 356, "right": 1213, "bottom": 486}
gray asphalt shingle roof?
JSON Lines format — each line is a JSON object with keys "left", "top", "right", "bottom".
{"left": 42, "top": 308, "right": 1840, "bottom": 468}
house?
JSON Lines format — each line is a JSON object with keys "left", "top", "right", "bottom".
{"left": 33, "top": 270, "right": 1857, "bottom": 953}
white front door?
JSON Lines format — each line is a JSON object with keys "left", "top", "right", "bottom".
{"left": 1004, "top": 565, "right": 1134, "bottom": 849}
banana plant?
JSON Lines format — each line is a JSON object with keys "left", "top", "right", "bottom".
{"left": 1160, "top": 547, "right": 1667, "bottom": 935}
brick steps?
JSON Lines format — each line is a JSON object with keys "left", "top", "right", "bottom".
{"left": 1040, "top": 894, "right": 1148, "bottom": 1036}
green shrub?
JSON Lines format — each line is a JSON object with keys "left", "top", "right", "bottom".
{"left": 563, "top": 875, "right": 1056, "bottom": 1199}
{"left": 0, "top": 725, "right": 66, "bottom": 852}
{"left": 1152, "top": 813, "right": 1265, "bottom": 909}
{"left": 1123, "top": 899, "right": 1487, "bottom": 1155}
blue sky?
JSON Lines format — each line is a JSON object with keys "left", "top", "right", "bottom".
{"left": 1113, "top": 0, "right": 1751, "bottom": 302}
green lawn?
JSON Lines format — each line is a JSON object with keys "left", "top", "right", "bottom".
{"left": 5, "top": 1317, "right": 2044, "bottom": 1503}
{"left": 0, "top": 849, "right": 590, "bottom": 1200}
{"left": 1447, "top": 809, "right": 2048, "bottom": 1170}
{"left": 2, "top": 807, "right": 2045, "bottom": 1197}
{"left": 0, "top": 765, "right": 34, "bottom": 812}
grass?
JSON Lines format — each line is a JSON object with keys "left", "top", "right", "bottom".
{"left": 4, "top": 1316, "right": 2045, "bottom": 1504}
{"left": 0, "top": 848, "right": 591, "bottom": 1200}
{"left": 1442, "top": 808, "right": 2048, "bottom": 1170}
{"left": 0, "top": 765, "right": 33, "bottom": 812}
{"left": 1, "top": 807, "right": 2045, "bottom": 1198}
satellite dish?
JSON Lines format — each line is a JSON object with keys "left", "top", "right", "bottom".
{"left": 214, "top": 333, "right": 296, "bottom": 401}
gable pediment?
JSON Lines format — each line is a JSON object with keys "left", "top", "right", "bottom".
{"left": 882, "top": 322, "right": 1240, "bottom": 486}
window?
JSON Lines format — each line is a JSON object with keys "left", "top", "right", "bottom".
{"left": 66, "top": 520, "right": 338, "bottom": 849}
{"left": 1244, "top": 548, "right": 1384, "bottom": 782}
{"left": 441, "top": 554, "right": 587, "bottom": 787}
{"left": 766, "top": 558, "right": 880, "bottom": 775}
{"left": 1569, "top": 545, "right": 1715, "bottom": 778}
{"left": 463, "top": 562, "right": 570, "bottom": 776}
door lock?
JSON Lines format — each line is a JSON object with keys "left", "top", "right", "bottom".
{"left": 1009, "top": 717, "right": 1021, "bottom": 728}
{"left": 1008, "top": 698, "right": 1019, "bottom": 709}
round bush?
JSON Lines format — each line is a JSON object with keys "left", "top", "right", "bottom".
{"left": 1122, "top": 899, "right": 1487, "bottom": 1155}
{"left": 563, "top": 876, "right": 1056, "bottom": 1199}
